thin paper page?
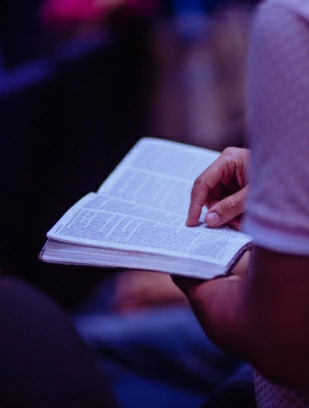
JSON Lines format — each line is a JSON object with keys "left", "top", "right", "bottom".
{"left": 47, "top": 193, "right": 252, "bottom": 265}
{"left": 98, "top": 138, "right": 220, "bottom": 216}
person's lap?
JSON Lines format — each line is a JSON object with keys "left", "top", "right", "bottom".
{"left": 73, "top": 293, "right": 255, "bottom": 408}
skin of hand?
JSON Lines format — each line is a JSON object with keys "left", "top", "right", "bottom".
{"left": 112, "top": 253, "right": 250, "bottom": 314}
{"left": 177, "top": 149, "right": 309, "bottom": 388}
{"left": 176, "top": 0, "right": 309, "bottom": 389}
{"left": 186, "top": 147, "right": 250, "bottom": 231}
{"left": 112, "top": 270, "right": 187, "bottom": 313}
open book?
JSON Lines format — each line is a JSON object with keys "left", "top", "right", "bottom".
{"left": 40, "top": 137, "right": 252, "bottom": 279}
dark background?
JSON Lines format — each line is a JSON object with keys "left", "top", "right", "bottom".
{"left": 0, "top": 0, "right": 256, "bottom": 307}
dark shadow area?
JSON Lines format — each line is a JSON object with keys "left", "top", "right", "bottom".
{"left": 0, "top": 18, "right": 151, "bottom": 307}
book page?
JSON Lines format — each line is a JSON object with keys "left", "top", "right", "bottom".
{"left": 47, "top": 193, "right": 252, "bottom": 266}
{"left": 41, "top": 239, "right": 234, "bottom": 279}
{"left": 98, "top": 138, "right": 220, "bottom": 216}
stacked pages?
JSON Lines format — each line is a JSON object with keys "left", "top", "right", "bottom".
{"left": 40, "top": 137, "right": 252, "bottom": 279}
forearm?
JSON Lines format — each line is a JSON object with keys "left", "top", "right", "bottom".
{"left": 183, "top": 275, "right": 253, "bottom": 361}
{"left": 182, "top": 247, "right": 309, "bottom": 390}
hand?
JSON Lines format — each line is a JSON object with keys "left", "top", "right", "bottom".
{"left": 186, "top": 147, "right": 250, "bottom": 230}
{"left": 112, "top": 270, "right": 187, "bottom": 313}
{"left": 172, "top": 250, "right": 250, "bottom": 296}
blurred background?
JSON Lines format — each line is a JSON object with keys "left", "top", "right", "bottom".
{"left": 0, "top": 1, "right": 258, "bottom": 407}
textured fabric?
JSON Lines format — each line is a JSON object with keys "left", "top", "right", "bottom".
{"left": 242, "top": 0, "right": 309, "bottom": 406}
{"left": 254, "top": 370, "right": 309, "bottom": 408}
{"left": 73, "top": 287, "right": 255, "bottom": 408}
{"left": 243, "top": 0, "right": 309, "bottom": 255}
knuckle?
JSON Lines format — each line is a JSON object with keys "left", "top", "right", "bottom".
{"left": 193, "top": 177, "right": 204, "bottom": 188}
{"left": 223, "top": 146, "right": 235, "bottom": 155}
{"left": 222, "top": 146, "right": 233, "bottom": 155}
{"left": 222, "top": 146, "right": 239, "bottom": 160}
{"left": 191, "top": 177, "right": 205, "bottom": 196}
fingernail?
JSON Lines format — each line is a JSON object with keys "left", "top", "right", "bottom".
{"left": 207, "top": 212, "right": 220, "bottom": 226}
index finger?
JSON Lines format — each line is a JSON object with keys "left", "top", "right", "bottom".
{"left": 186, "top": 156, "right": 226, "bottom": 226}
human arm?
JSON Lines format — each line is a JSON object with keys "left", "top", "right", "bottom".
{"left": 176, "top": 247, "right": 309, "bottom": 390}
{"left": 177, "top": 0, "right": 309, "bottom": 390}
{"left": 111, "top": 252, "right": 250, "bottom": 314}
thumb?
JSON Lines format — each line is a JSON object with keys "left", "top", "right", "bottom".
{"left": 206, "top": 186, "right": 248, "bottom": 227}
